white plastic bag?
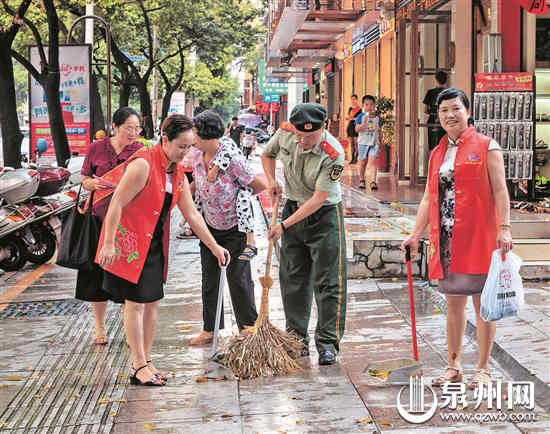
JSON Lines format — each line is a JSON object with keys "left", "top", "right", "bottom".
{"left": 480, "top": 249, "right": 524, "bottom": 322}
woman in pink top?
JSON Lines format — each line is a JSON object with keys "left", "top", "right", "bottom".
{"left": 188, "top": 110, "right": 267, "bottom": 346}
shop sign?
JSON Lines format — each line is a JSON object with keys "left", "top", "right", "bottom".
{"left": 380, "top": 18, "right": 395, "bottom": 38}
{"left": 397, "top": 0, "right": 416, "bottom": 20}
{"left": 364, "top": 25, "right": 381, "bottom": 49}
{"left": 264, "top": 94, "right": 281, "bottom": 103}
{"left": 474, "top": 73, "right": 534, "bottom": 92}
{"left": 258, "top": 58, "right": 288, "bottom": 95}
{"left": 417, "top": 0, "right": 448, "bottom": 10}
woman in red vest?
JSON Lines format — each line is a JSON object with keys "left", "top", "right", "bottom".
{"left": 96, "top": 115, "right": 229, "bottom": 386}
{"left": 401, "top": 88, "right": 512, "bottom": 390}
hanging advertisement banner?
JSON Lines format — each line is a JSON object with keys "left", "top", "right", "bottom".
{"left": 474, "top": 73, "right": 534, "bottom": 92}
{"left": 29, "top": 44, "right": 91, "bottom": 162}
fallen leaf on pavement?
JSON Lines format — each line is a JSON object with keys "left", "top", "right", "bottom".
{"left": 98, "top": 398, "right": 110, "bottom": 405}
{"left": 158, "top": 408, "right": 169, "bottom": 412}
{"left": 196, "top": 377, "right": 208, "bottom": 383}
{"left": 144, "top": 424, "right": 155, "bottom": 429}
{"left": 356, "top": 417, "right": 372, "bottom": 423}
{"left": 400, "top": 231, "right": 410, "bottom": 235}
{"left": 381, "top": 421, "right": 392, "bottom": 426}
{"left": 206, "top": 418, "right": 214, "bottom": 422}
{"left": 0, "top": 384, "right": 6, "bottom": 388}
{"left": 276, "top": 430, "right": 286, "bottom": 433}
{"left": 221, "top": 414, "right": 233, "bottom": 418}
{"left": 392, "top": 277, "right": 398, "bottom": 281}
{"left": 7, "top": 377, "right": 21, "bottom": 381}
{"left": 433, "top": 308, "right": 441, "bottom": 313}
{"left": 530, "top": 370, "right": 537, "bottom": 376}
{"left": 384, "top": 307, "right": 390, "bottom": 310}
{"left": 34, "top": 394, "right": 41, "bottom": 399}
{"left": 74, "top": 394, "right": 80, "bottom": 398}
{"left": 175, "top": 346, "right": 182, "bottom": 350}
{"left": 32, "top": 376, "right": 39, "bottom": 380}
{"left": 110, "top": 413, "right": 118, "bottom": 418}
{"left": 27, "top": 365, "right": 33, "bottom": 370}
{"left": 180, "top": 325, "right": 193, "bottom": 330}
{"left": 171, "top": 372, "right": 176, "bottom": 378}
{"left": 115, "top": 398, "right": 127, "bottom": 403}
{"left": 118, "top": 374, "right": 126, "bottom": 378}
{"left": 296, "top": 419, "right": 303, "bottom": 424}
{"left": 48, "top": 339, "right": 55, "bottom": 344}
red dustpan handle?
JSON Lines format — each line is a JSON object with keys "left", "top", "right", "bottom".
{"left": 405, "top": 246, "right": 419, "bottom": 362}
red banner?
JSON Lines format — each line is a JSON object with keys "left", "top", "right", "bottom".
{"left": 513, "top": 0, "right": 548, "bottom": 14}
{"left": 474, "top": 73, "right": 534, "bottom": 92}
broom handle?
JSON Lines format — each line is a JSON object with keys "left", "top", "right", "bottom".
{"left": 264, "top": 194, "right": 281, "bottom": 280}
{"left": 406, "top": 246, "right": 419, "bottom": 362}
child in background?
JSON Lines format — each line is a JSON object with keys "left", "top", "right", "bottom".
{"left": 355, "top": 95, "right": 381, "bottom": 190}
{"left": 204, "top": 136, "right": 258, "bottom": 260}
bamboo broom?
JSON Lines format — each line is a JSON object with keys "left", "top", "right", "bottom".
{"left": 222, "top": 194, "right": 304, "bottom": 378}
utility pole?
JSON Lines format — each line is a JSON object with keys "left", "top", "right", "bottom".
{"left": 85, "top": 1, "right": 94, "bottom": 44}
{"left": 151, "top": 25, "right": 158, "bottom": 132}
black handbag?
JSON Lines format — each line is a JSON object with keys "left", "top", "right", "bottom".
{"left": 56, "top": 187, "right": 101, "bottom": 270}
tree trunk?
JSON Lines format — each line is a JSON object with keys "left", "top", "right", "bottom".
{"left": 44, "top": 74, "right": 70, "bottom": 166}
{"left": 119, "top": 82, "right": 131, "bottom": 109}
{"left": 90, "top": 72, "right": 105, "bottom": 138}
{"left": 137, "top": 80, "right": 154, "bottom": 139}
{"left": 160, "top": 87, "right": 174, "bottom": 129}
{"left": 0, "top": 42, "right": 23, "bottom": 168}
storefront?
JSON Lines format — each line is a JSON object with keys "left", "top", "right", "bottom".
{"left": 379, "top": 18, "right": 395, "bottom": 99}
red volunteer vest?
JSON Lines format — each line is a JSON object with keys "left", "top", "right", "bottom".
{"left": 427, "top": 127, "right": 498, "bottom": 280}
{"left": 93, "top": 144, "right": 185, "bottom": 284}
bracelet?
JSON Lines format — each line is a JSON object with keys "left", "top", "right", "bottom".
{"left": 280, "top": 221, "right": 287, "bottom": 232}
{"left": 499, "top": 224, "right": 511, "bottom": 228}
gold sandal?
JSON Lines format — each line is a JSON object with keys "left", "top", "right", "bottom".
{"left": 468, "top": 368, "right": 492, "bottom": 390}
{"left": 93, "top": 325, "right": 108, "bottom": 345}
{"left": 432, "top": 366, "right": 463, "bottom": 387}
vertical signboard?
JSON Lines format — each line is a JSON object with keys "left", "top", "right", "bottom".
{"left": 168, "top": 92, "right": 186, "bottom": 115}
{"left": 29, "top": 45, "right": 91, "bottom": 162}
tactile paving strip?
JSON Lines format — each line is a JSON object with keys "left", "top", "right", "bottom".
{"left": 0, "top": 299, "right": 89, "bottom": 319}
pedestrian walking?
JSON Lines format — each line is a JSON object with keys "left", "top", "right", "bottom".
{"left": 96, "top": 114, "right": 229, "bottom": 386}
{"left": 346, "top": 94, "right": 361, "bottom": 164}
{"left": 75, "top": 107, "right": 144, "bottom": 346}
{"left": 225, "top": 116, "right": 243, "bottom": 149}
{"left": 355, "top": 95, "right": 381, "bottom": 190}
{"left": 187, "top": 110, "right": 267, "bottom": 346}
{"left": 401, "top": 88, "right": 512, "bottom": 389}
{"left": 262, "top": 103, "right": 347, "bottom": 366}
{"left": 242, "top": 129, "right": 255, "bottom": 159}
{"left": 423, "top": 70, "right": 448, "bottom": 151}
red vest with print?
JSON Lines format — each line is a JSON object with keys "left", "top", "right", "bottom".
{"left": 427, "top": 127, "right": 498, "bottom": 280}
{"left": 94, "top": 144, "right": 185, "bottom": 284}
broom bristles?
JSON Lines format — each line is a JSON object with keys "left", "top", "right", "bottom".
{"left": 222, "top": 321, "right": 304, "bottom": 379}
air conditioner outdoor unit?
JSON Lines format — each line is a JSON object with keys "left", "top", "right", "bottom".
{"left": 483, "top": 33, "right": 502, "bottom": 73}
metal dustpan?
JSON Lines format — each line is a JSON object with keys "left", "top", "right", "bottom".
{"left": 364, "top": 246, "right": 423, "bottom": 384}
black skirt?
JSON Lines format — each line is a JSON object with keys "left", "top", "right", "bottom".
{"left": 74, "top": 214, "right": 118, "bottom": 303}
{"left": 102, "top": 193, "right": 172, "bottom": 303}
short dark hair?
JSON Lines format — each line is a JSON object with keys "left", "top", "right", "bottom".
{"left": 193, "top": 110, "right": 225, "bottom": 139}
{"left": 232, "top": 116, "right": 238, "bottom": 121}
{"left": 436, "top": 88, "right": 470, "bottom": 111}
{"left": 351, "top": 94, "right": 358, "bottom": 99}
{"left": 362, "top": 95, "right": 376, "bottom": 104}
{"left": 161, "top": 114, "right": 194, "bottom": 141}
{"left": 112, "top": 107, "right": 141, "bottom": 127}
{"left": 435, "top": 70, "right": 448, "bottom": 85}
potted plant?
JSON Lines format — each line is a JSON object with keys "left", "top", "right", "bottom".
{"left": 375, "top": 96, "right": 394, "bottom": 172}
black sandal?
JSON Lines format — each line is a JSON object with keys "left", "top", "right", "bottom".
{"left": 359, "top": 180, "right": 366, "bottom": 189}
{"left": 147, "top": 360, "right": 167, "bottom": 382}
{"left": 370, "top": 182, "right": 378, "bottom": 191}
{"left": 130, "top": 365, "right": 165, "bottom": 386}
{"left": 238, "top": 244, "right": 258, "bottom": 261}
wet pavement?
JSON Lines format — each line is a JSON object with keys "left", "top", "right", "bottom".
{"left": 0, "top": 153, "right": 549, "bottom": 432}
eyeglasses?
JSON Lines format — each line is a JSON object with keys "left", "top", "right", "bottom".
{"left": 120, "top": 125, "right": 141, "bottom": 134}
